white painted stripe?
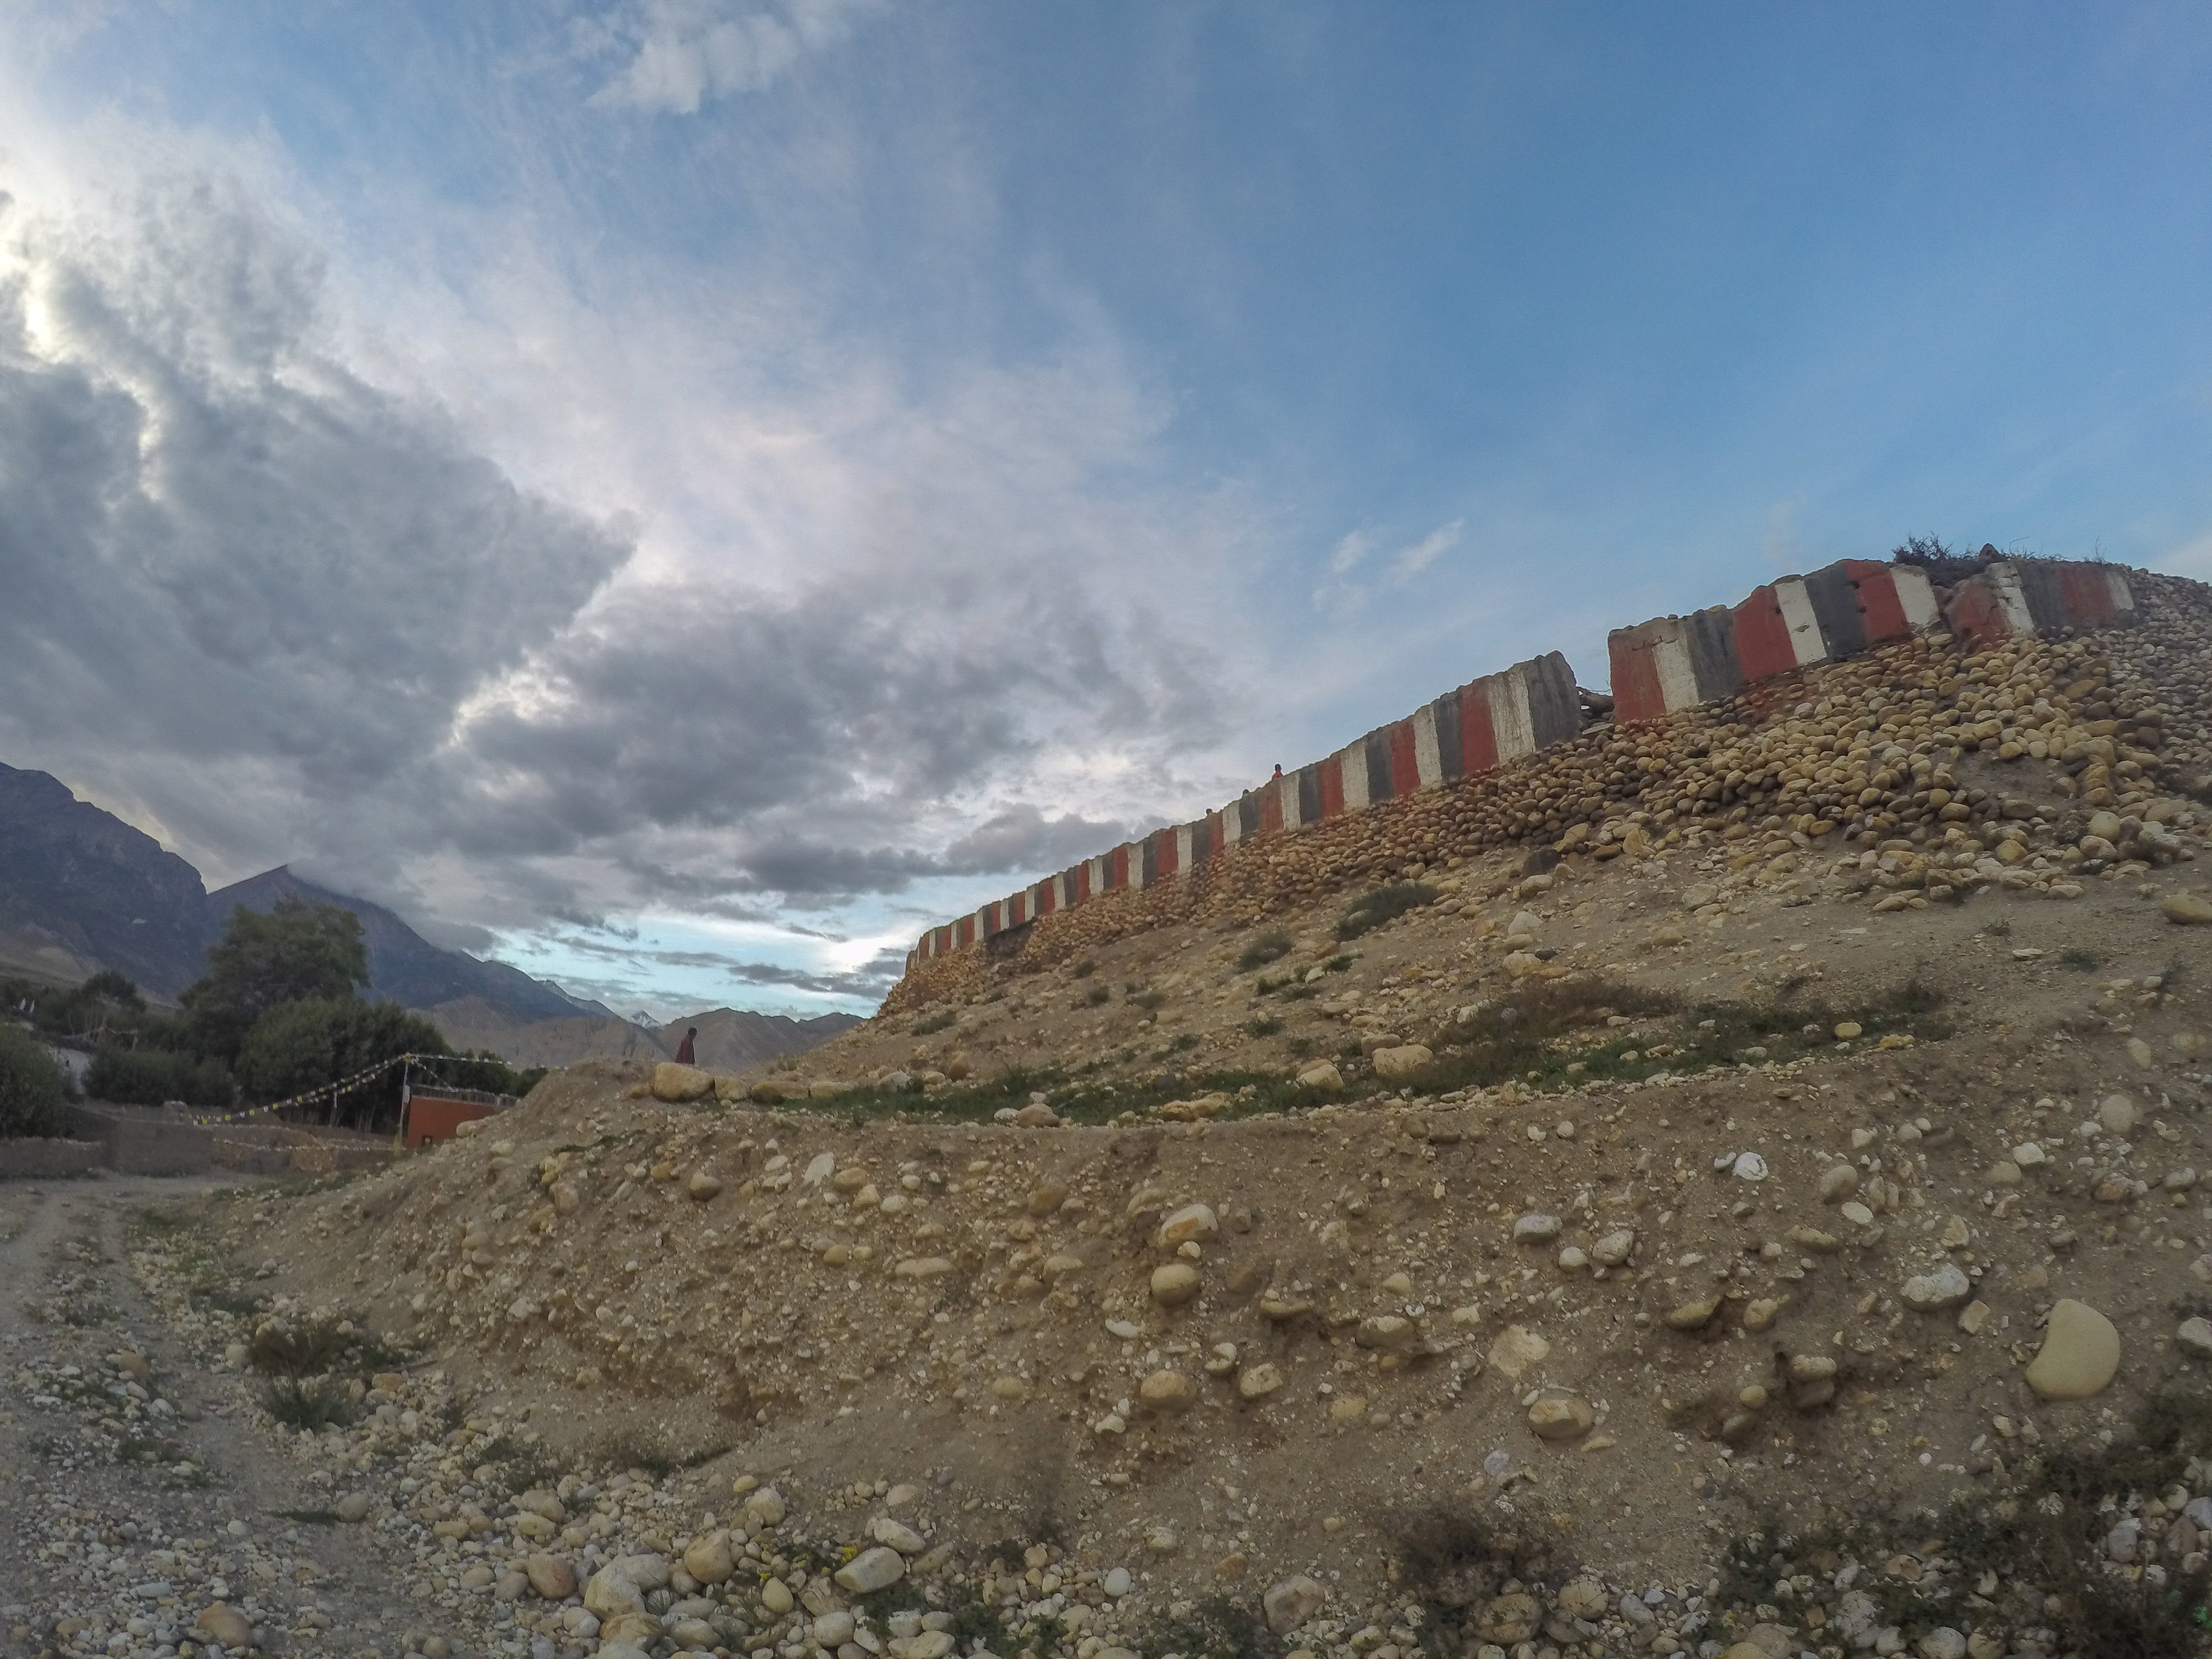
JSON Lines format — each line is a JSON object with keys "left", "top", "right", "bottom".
{"left": 1087, "top": 855, "right": 1109, "bottom": 893}
{"left": 2104, "top": 567, "right": 2136, "bottom": 614}
{"left": 1774, "top": 577, "right": 1828, "bottom": 665}
{"left": 1174, "top": 823, "right": 1193, "bottom": 875}
{"left": 1411, "top": 704, "right": 1443, "bottom": 789}
{"left": 1220, "top": 806, "right": 1242, "bottom": 847}
{"left": 1124, "top": 843, "right": 1147, "bottom": 890}
{"left": 1890, "top": 565, "right": 1941, "bottom": 630}
{"left": 1338, "top": 745, "right": 1370, "bottom": 812}
{"left": 1491, "top": 670, "right": 1535, "bottom": 761}
{"left": 1987, "top": 564, "right": 2036, "bottom": 635}
{"left": 1277, "top": 773, "right": 1303, "bottom": 831}
{"left": 1651, "top": 625, "right": 1702, "bottom": 713}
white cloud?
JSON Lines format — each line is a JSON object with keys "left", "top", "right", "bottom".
{"left": 585, "top": 0, "right": 880, "bottom": 114}
{"left": 1389, "top": 518, "right": 1463, "bottom": 583}
{"left": 1328, "top": 528, "right": 1373, "bottom": 575}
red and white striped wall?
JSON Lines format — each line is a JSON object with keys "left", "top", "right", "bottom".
{"left": 910, "top": 558, "right": 2149, "bottom": 966}
{"left": 1609, "top": 560, "right": 1943, "bottom": 724}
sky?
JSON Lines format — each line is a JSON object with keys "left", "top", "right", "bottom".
{"left": 3, "top": 2, "right": 2212, "bottom": 1020}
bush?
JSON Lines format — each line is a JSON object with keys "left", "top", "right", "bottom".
{"left": 237, "top": 998, "right": 448, "bottom": 1130}
{"left": 86, "top": 1046, "right": 234, "bottom": 1109}
{"left": 0, "top": 1024, "right": 70, "bottom": 1138}
{"left": 1336, "top": 883, "right": 1439, "bottom": 940}
{"left": 1237, "top": 931, "right": 1293, "bottom": 972}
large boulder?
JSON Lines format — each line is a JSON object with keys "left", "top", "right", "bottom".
{"left": 651, "top": 1063, "right": 715, "bottom": 1103}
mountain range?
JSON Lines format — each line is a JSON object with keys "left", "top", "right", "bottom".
{"left": 0, "top": 760, "right": 860, "bottom": 1067}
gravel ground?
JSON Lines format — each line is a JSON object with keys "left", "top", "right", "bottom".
{"left": 0, "top": 1177, "right": 447, "bottom": 1659}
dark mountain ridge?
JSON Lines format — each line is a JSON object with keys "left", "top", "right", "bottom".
{"left": 0, "top": 763, "right": 606, "bottom": 1026}
{"left": 0, "top": 762, "right": 212, "bottom": 995}
{"left": 206, "top": 867, "right": 612, "bottom": 1024}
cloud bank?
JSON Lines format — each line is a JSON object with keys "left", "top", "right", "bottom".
{"left": 0, "top": 160, "right": 1250, "bottom": 1010}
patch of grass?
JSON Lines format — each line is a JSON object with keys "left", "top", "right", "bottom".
{"left": 1082, "top": 985, "right": 1110, "bottom": 1006}
{"left": 1324, "top": 954, "right": 1353, "bottom": 973}
{"left": 1129, "top": 1595, "right": 1279, "bottom": 1659}
{"left": 1070, "top": 957, "right": 1096, "bottom": 978}
{"left": 912, "top": 1009, "right": 958, "bottom": 1036}
{"left": 1128, "top": 988, "right": 1167, "bottom": 1010}
{"left": 1155, "top": 1033, "right": 1199, "bottom": 1058}
{"left": 269, "top": 1507, "right": 341, "bottom": 1525}
{"left": 2059, "top": 947, "right": 2106, "bottom": 971}
{"left": 1237, "top": 931, "right": 1294, "bottom": 972}
{"left": 260, "top": 1377, "right": 359, "bottom": 1432}
{"left": 1336, "top": 883, "right": 1440, "bottom": 940}
{"left": 1286, "top": 1036, "right": 1318, "bottom": 1060}
{"left": 1982, "top": 916, "right": 2013, "bottom": 938}
{"left": 1380, "top": 972, "right": 1950, "bottom": 1097}
{"left": 190, "top": 1283, "right": 264, "bottom": 1318}
{"left": 1248, "top": 1016, "right": 1284, "bottom": 1038}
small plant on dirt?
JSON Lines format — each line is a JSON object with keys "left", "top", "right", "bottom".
{"left": 260, "top": 1376, "right": 358, "bottom": 1432}
{"left": 1129, "top": 1595, "right": 1277, "bottom": 1659}
{"left": 1248, "top": 1016, "right": 1284, "bottom": 1037}
{"left": 1286, "top": 1036, "right": 1317, "bottom": 1060}
{"left": 1237, "top": 931, "right": 1294, "bottom": 972}
{"left": 1982, "top": 917, "right": 2013, "bottom": 938}
{"left": 1128, "top": 987, "right": 1166, "bottom": 1011}
{"left": 1336, "top": 883, "right": 1440, "bottom": 941}
{"left": 1081, "top": 984, "right": 1110, "bottom": 1006}
{"left": 1070, "top": 958, "right": 1096, "bottom": 978}
{"left": 2059, "top": 947, "right": 2106, "bottom": 971}
{"left": 912, "top": 1009, "right": 957, "bottom": 1036}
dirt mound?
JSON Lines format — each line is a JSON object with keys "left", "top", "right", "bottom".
{"left": 190, "top": 596, "right": 2212, "bottom": 1658}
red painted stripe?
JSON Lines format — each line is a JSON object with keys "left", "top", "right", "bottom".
{"left": 1155, "top": 828, "right": 1178, "bottom": 879}
{"left": 1732, "top": 586, "right": 1796, "bottom": 682}
{"left": 1318, "top": 753, "right": 1345, "bottom": 818}
{"left": 1943, "top": 580, "right": 2013, "bottom": 648}
{"left": 957, "top": 916, "right": 973, "bottom": 947}
{"left": 1074, "top": 863, "right": 1091, "bottom": 902}
{"left": 1203, "top": 812, "right": 1223, "bottom": 859}
{"left": 2058, "top": 564, "right": 2117, "bottom": 624}
{"left": 1609, "top": 630, "right": 1668, "bottom": 724}
{"left": 1459, "top": 681, "right": 1499, "bottom": 774}
{"left": 1385, "top": 719, "right": 1419, "bottom": 797}
{"left": 1036, "top": 879, "right": 1056, "bottom": 916}
{"left": 1259, "top": 784, "right": 1283, "bottom": 836}
{"left": 1110, "top": 844, "right": 1129, "bottom": 888}
{"left": 1843, "top": 561, "right": 1910, "bottom": 642}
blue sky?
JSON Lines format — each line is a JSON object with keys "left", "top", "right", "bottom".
{"left": 3, "top": 2, "right": 2211, "bottom": 1018}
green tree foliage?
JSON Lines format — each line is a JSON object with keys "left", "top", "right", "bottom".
{"left": 85, "top": 1047, "right": 234, "bottom": 1109}
{"left": 184, "top": 900, "right": 369, "bottom": 1063}
{"left": 237, "top": 998, "right": 449, "bottom": 1130}
{"left": 0, "top": 1024, "right": 70, "bottom": 1138}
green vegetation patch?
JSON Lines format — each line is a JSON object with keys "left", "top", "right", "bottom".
{"left": 1335, "top": 883, "right": 1441, "bottom": 940}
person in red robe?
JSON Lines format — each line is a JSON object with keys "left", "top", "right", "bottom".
{"left": 675, "top": 1026, "right": 698, "bottom": 1065}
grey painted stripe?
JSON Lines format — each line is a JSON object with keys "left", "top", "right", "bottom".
{"left": 1683, "top": 607, "right": 1744, "bottom": 702}
{"left": 1432, "top": 691, "right": 1464, "bottom": 781}
{"left": 1521, "top": 652, "right": 1582, "bottom": 748}
{"left": 1364, "top": 731, "right": 1393, "bottom": 801}
{"left": 1801, "top": 563, "right": 1866, "bottom": 658}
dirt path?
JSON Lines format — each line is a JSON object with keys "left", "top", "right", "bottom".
{"left": 0, "top": 1179, "right": 439, "bottom": 1659}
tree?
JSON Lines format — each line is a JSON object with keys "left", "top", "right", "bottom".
{"left": 78, "top": 971, "right": 144, "bottom": 1009}
{"left": 0, "top": 1024, "right": 70, "bottom": 1138}
{"left": 183, "top": 900, "right": 369, "bottom": 1063}
{"left": 237, "top": 998, "right": 447, "bottom": 1131}
{"left": 86, "top": 1047, "right": 234, "bottom": 1109}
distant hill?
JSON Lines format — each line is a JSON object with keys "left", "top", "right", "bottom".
{"left": 0, "top": 762, "right": 212, "bottom": 996}
{"left": 0, "top": 760, "right": 859, "bottom": 1053}
{"left": 427, "top": 1000, "right": 862, "bottom": 1071}
{"left": 207, "top": 867, "right": 613, "bottom": 1026}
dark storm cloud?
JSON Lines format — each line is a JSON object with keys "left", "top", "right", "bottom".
{"left": 0, "top": 170, "right": 1228, "bottom": 946}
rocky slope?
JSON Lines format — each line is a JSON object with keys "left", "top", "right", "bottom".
{"left": 66, "top": 588, "right": 2212, "bottom": 1659}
